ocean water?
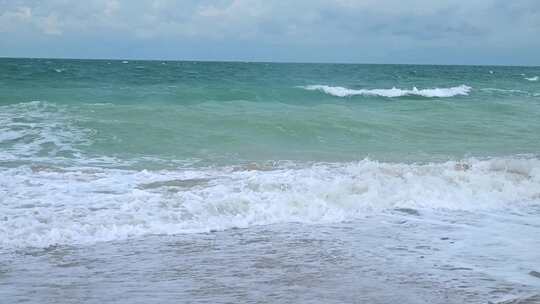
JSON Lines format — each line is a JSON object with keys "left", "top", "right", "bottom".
{"left": 1, "top": 58, "right": 540, "bottom": 303}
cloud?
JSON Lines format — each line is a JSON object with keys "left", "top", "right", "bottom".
{"left": 0, "top": 5, "right": 62, "bottom": 35}
{"left": 0, "top": 0, "right": 539, "bottom": 64}
{"left": 0, "top": 6, "right": 32, "bottom": 33}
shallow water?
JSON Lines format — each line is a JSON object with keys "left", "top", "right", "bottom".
{"left": 3, "top": 211, "right": 540, "bottom": 303}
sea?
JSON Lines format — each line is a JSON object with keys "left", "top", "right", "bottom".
{"left": 1, "top": 58, "right": 540, "bottom": 303}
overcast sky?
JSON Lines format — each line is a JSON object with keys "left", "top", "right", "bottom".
{"left": 1, "top": 0, "right": 539, "bottom": 65}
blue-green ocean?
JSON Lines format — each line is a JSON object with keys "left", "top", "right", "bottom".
{"left": 1, "top": 58, "right": 540, "bottom": 303}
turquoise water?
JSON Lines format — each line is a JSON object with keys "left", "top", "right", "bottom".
{"left": 2, "top": 59, "right": 540, "bottom": 167}
{"left": 1, "top": 58, "right": 540, "bottom": 303}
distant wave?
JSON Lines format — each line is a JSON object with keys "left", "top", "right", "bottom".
{"left": 480, "top": 88, "right": 530, "bottom": 95}
{"left": 525, "top": 76, "right": 539, "bottom": 82}
{"left": 302, "top": 85, "right": 471, "bottom": 98}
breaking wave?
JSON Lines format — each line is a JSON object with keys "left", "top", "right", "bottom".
{"left": 302, "top": 85, "right": 472, "bottom": 98}
{"left": 1, "top": 157, "right": 539, "bottom": 248}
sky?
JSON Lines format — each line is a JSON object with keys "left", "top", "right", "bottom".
{"left": 0, "top": 0, "right": 539, "bottom": 65}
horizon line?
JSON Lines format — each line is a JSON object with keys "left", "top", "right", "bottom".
{"left": 1, "top": 56, "right": 539, "bottom": 68}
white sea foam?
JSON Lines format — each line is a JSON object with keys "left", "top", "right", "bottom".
{"left": 303, "top": 85, "right": 471, "bottom": 98}
{"left": 0, "top": 101, "right": 200, "bottom": 169}
{"left": 525, "top": 76, "right": 538, "bottom": 81}
{"left": 0, "top": 101, "right": 91, "bottom": 162}
{"left": 1, "top": 157, "right": 539, "bottom": 248}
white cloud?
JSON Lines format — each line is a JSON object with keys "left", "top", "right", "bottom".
{"left": 104, "top": 0, "right": 120, "bottom": 16}
{"left": 41, "top": 14, "right": 62, "bottom": 35}
{"left": 1, "top": 0, "right": 539, "bottom": 63}
{"left": 2, "top": 0, "right": 538, "bottom": 42}
{"left": 0, "top": 6, "right": 32, "bottom": 33}
{"left": 0, "top": 5, "right": 62, "bottom": 35}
